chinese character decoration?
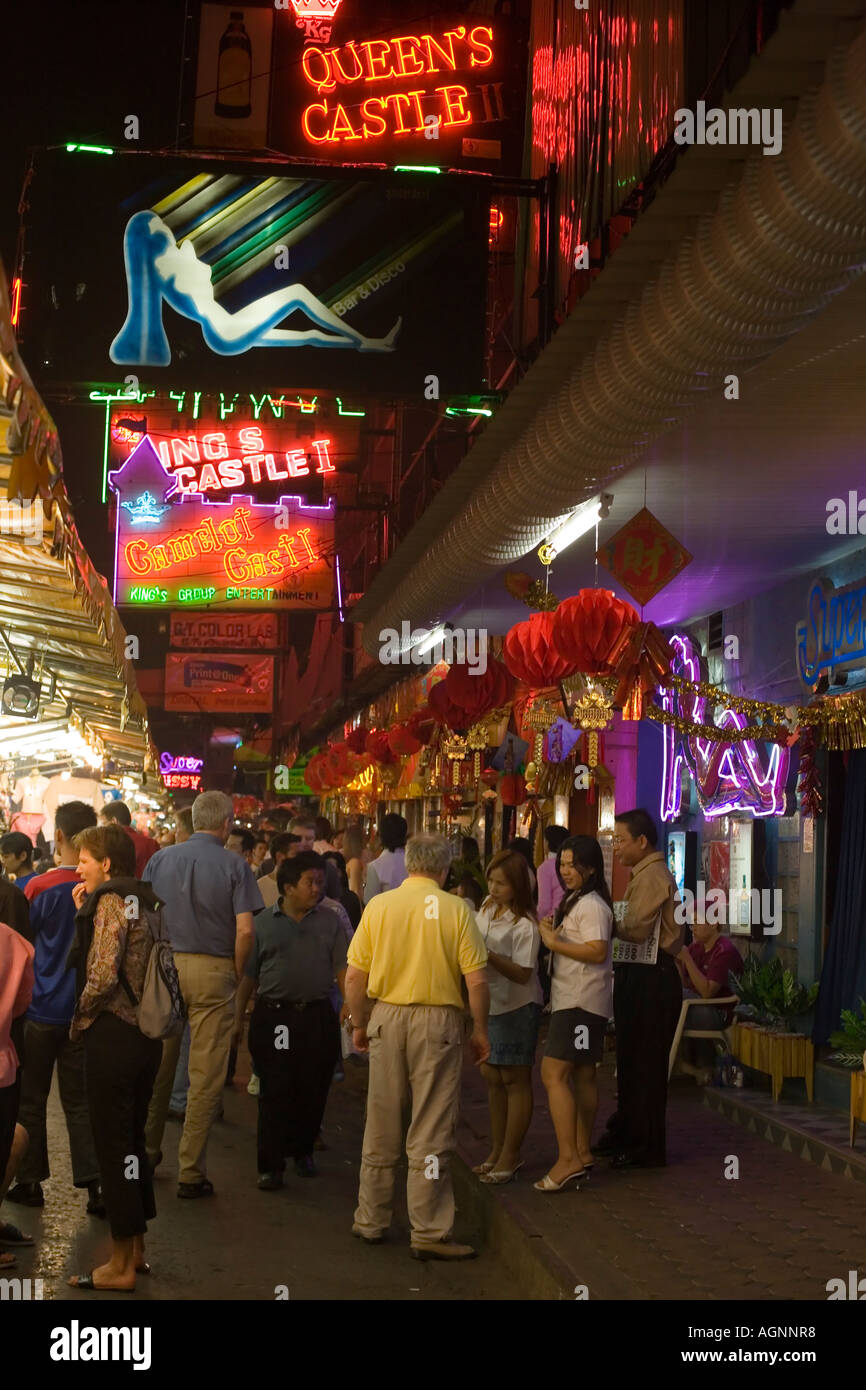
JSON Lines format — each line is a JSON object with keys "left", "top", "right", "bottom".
{"left": 596, "top": 507, "right": 692, "bottom": 608}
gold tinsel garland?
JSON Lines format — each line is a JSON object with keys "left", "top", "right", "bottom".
{"left": 645, "top": 704, "right": 790, "bottom": 744}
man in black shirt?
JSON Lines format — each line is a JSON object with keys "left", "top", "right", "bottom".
{"left": 233, "top": 851, "right": 347, "bottom": 1188}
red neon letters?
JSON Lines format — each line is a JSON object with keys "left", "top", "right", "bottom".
{"left": 123, "top": 506, "right": 321, "bottom": 585}
{"left": 298, "top": 25, "right": 495, "bottom": 146}
{"left": 151, "top": 428, "right": 335, "bottom": 495}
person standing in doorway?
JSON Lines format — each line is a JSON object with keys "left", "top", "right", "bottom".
{"left": 6, "top": 802, "right": 103, "bottom": 1216}
{"left": 347, "top": 833, "right": 489, "bottom": 1260}
{"left": 143, "top": 790, "right": 262, "bottom": 1198}
{"left": 599, "top": 809, "right": 683, "bottom": 1169}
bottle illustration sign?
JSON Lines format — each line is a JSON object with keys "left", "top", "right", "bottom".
{"left": 216, "top": 11, "right": 252, "bottom": 119}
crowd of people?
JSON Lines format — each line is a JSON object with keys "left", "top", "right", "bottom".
{"left": 0, "top": 795, "right": 744, "bottom": 1284}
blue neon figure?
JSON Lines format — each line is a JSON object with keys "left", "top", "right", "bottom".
{"left": 110, "top": 211, "right": 402, "bottom": 366}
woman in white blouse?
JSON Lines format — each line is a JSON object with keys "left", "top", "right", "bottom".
{"left": 472, "top": 850, "right": 542, "bottom": 1185}
{"left": 535, "top": 835, "right": 614, "bottom": 1192}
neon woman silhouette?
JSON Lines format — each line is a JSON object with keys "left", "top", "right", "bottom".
{"left": 110, "top": 211, "right": 402, "bottom": 365}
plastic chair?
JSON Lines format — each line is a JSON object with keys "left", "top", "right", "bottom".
{"left": 668, "top": 996, "right": 739, "bottom": 1079}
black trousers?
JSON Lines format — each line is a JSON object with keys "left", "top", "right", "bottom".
{"left": 0, "top": 1071, "right": 21, "bottom": 1183}
{"left": 248, "top": 1000, "right": 340, "bottom": 1172}
{"left": 84, "top": 1013, "right": 162, "bottom": 1239}
{"left": 604, "top": 953, "right": 682, "bottom": 1166}
{"left": 16, "top": 1019, "right": 100, "bottom": 1187}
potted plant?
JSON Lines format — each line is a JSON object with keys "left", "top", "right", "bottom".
{"left": 727, "top": 957, "right": 819, "bottom": 1101}
{"left": 728, "top": 956, "right": 819, "bottom": 1032}
{"left": 828, "top": 1000, "right": 866, "bottom": 1067}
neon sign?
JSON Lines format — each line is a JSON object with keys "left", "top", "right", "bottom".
{"left": 796, "top": 576, "right": 866, "bottom": 684}
{"left": 289, "top": 0, "right": 343, "bottom": 44}
{"left": 298, "top": 26, "right": 497, "bottom": 146}
{"left": 113, "top": 420, "right": 335, "bottom": 498}
{"left": 109, "top": 437, "right": 335, "bottom": 610}
{"left": 659, "top": 634, "right": 789, "bottom": 821}
{"left": 162, "top": 773, "right": 202, "bottom": 790}
{"left": 160, "top": 753, "right": 204, "bottom": 775}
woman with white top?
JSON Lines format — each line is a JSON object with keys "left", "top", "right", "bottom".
{"left": 535, "top": 836, "right": 614, "bottom": 1193}
{"left": 472, "top": 850, "right": 542, "bottom": 1185}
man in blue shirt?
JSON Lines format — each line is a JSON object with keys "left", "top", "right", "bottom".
{"left": 6, "top": 802, "right": 103, "bottom": 1214}
{"left": 143, "top": 790, "right": 263, "bottom": 1198}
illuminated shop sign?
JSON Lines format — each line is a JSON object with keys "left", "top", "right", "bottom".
{"left": 170, "top": 612, "right": 279, "bottom": 649}
{"left": 109, "top": 436, "right": 335, "bottom": 609}
{"left": 288, "top": 0, "right": 343, "bottom": 44}
{"left": 796, "top": 576, "right": 866, "bottom": 685}
{"left": 162, "top": 773, "right": 202, "bottom": 790}
{"left": 160, "top": 753, "right": 204, "bottom": 791}
{"left": 164, "top": 653, "right": 275, "bottom": 713}
{"left": 28, "top": 150, "right": 488, "bottom": 394}
{"left": 269, "top": 10, "right": 526, "bottom": 173}
{"left": 659, "top": 634, "right": 789, "bottom": 821}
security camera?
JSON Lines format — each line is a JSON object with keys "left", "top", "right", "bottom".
{"left": 598, "top": 493, "right": 614, "bottom": 521}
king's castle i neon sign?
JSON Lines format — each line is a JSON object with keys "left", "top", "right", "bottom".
{"left": 298, "top": 25, "right": 500, "bottom": 146}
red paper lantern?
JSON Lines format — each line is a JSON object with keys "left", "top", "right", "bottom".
{"left": 504, "top": 611, "right": 576, "bottom": 687}
{"left": 499, "top": 773, "right": 526, "bottom": 807}
{"left": 345, "top": 727, "right": 369, "bottom": 754}
{"left": 365, "top": 729, "right": 397, "bottom": 765}
{"left": 551, "top": 590, "right": 639, "bottom": 675}
{"left": 388, "top": 723, "right": 423, "bottom": 756}
{"left": 407, "top": 707, "right": 436, "bottom": 744}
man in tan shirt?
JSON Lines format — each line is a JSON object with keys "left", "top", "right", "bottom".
{"left": 598, "top": 809, "right": 683, "bottom": 1169}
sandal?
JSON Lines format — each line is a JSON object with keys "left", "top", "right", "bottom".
{"left": 480, "top": 1161, "right": 524, "bottom": 1185}
{"left": 0, "top": 1251, "right": 16, "bottom": 1269}
{"left": 472, "top": 1161, "right": 497, "bottom": 1175}
{"left": 0, "top": 1221, "right": 34, "bottom": 1246}
{"left": 533, "top": 1169, "right": 586, "bottom": 1192}
{"left": 68, "top": 1271, "right": 135, "bottom": 1291}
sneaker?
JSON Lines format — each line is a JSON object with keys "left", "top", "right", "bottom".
{"left": 247, "top": 1075, "right": 260, "bottom": 1097}
{"left": 5, "top": 1183, "right": 44, "bottom": 1208}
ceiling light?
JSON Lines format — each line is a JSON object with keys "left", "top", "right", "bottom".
{"left": 538, "top": 494, "right": 613, "bottom": 564}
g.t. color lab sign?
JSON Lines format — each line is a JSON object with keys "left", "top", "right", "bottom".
{"left": 110, "top": 436, "right": 334, "bottom": 609}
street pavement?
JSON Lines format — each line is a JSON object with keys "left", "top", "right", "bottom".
{"left": 3, "top": 1051, "right": 514, "bottom": 1302}
{"left": 458, "top": 1055, "right": 866, "bottom": 1301}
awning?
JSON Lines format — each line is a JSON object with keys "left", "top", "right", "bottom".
{"left": 354, "top": 1, "right": 866, "bottom": 649}
{"left": 0, "top": 268, "right": 152, "bottom": 769}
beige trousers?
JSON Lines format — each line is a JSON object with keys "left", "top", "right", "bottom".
{"left": 145, "top": 952, "right": 236, "bottom": 1186}
{"left": 354, "top": 1001, "right": 464, "bottom": 1245}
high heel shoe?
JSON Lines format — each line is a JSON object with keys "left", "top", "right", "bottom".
{"left": 480, "top": 1161, "right": 524, "bottom": 1185}
{"left": 472, "top": 1160, "right": 496, "bottom": 1175}
{"left": 533, "top": 1169, "right": 586, "bottom": 1192}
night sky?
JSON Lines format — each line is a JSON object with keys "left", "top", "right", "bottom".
{"left": 4, "top": 0, "right": 186, "bottom": 574}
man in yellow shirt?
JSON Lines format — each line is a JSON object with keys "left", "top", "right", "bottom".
{"left": 346, "top": 833, "right": 489, "bottom": 1260}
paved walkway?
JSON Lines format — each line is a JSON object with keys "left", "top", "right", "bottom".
{"left": 457, "top": 1052, "right": 866, "bottom": 1301}
{"left": 1, "top": 1052, "right": 513, "bottom": 1302}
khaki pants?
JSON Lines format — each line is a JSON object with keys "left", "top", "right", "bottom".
{"left": 354, "top": 1001, "right": 464, "bottom": 1245}
{"left": 145, "top": 953, "right": 236, "bottom": 1185}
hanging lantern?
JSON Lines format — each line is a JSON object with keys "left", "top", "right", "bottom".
{"left": 345, "top": 726, "right": 369, "bottom": 754}
{"left": 465, "top": 721, "right": 489, "bottom": 780}
{"left": 504, "top": 611, "right": 577, "bottom": 687}
{"left": 551, "top": 589, "right": 640, "bottom": 675}
{"left": 443, "top": 731, "right": 468, "bottom": 786}
{"left": 388, "top": 722, "right": 423, "bottom": 756}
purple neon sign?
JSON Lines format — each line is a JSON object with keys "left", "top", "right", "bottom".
{"left": 659, "top": 634, "right": 789, "bottom": 821}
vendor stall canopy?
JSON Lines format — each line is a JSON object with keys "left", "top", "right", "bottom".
{"left": 0, "top": 263, "right": 152, "bottom": 772}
